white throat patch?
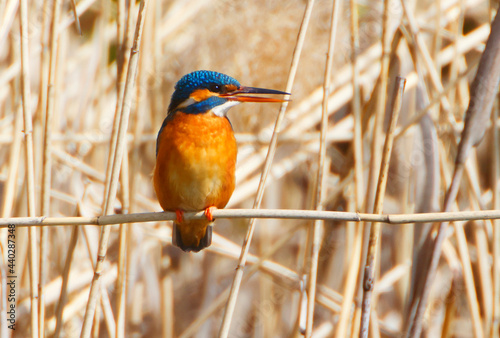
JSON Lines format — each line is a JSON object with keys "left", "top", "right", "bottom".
{"left": 211, "top": 100, "right": 241, "bottom": 117}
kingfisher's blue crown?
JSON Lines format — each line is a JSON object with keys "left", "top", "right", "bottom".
{"left": 168, "top": 70, "right": 240, "bottom": 113}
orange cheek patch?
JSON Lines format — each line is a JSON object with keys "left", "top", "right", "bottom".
{"left": 190, "top": 89, "right": 214, "bottom": 102}
{"left": 225, "top": 84, "right": 238, "bottom": 92}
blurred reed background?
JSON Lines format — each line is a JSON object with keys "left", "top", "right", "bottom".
{"left": 1, "top": 0, "right": 499, "bottom": 336}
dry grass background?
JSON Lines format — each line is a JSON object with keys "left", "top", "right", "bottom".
{"left": 1, "top": 0, "right": 500, "bottom": 337}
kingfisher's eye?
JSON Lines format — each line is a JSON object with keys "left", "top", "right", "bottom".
{"left": 209, "top": 83, "right": 222, "bottom": 92}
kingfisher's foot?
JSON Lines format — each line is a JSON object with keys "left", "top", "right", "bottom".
{"left": 175, "top": 210, "right": 184, "bottom": 223}
{"left": 204, "top": 206, "right": 217, "bottom": 222}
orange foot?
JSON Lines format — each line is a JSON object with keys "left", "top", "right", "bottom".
{"left": 175, "top": 210, "right": 184, "bottom": 223}
{"left": 204, "top": 206, "right": 217, "bottom": 222}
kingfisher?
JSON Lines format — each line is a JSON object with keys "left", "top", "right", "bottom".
{"left": 154, "top": 70, "right": 289, "bottom": 252}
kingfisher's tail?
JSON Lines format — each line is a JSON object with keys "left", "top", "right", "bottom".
{"left": 172, "top": 220, "right": 213, "bottom": 252}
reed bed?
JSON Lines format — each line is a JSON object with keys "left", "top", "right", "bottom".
{"left": 0, "top": 0, "right": 499, "bottom": 337}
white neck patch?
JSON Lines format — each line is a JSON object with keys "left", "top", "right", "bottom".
{"left": 211, "top": 100, "right": 241, "bottom": 117}
{"left": 176, "top": 97, "right": 197, "bottom": 109}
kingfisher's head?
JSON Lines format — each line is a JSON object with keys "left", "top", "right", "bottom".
{"left": 168, "top": 70, "right": 289, "bottom": 116}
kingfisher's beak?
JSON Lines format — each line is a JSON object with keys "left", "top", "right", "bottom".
{"left": 221, "top": 86, "right": 290, "bottom": 103}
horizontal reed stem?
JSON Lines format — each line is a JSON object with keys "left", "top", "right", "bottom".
{"left": 2, "top": 208, "right": 500, "bottom": 227}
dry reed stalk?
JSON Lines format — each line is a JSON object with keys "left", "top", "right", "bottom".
{"left": 236, "top": 131, "right": 353, "bottom": 143}
{"left": 0, "top": 70, "right": 20, "bottom": 338}
{"left": 350, "top": 0, "right": 364, "bottom": 210}
{"left": 492, "top": 100, "right": 500, "bottom": 337}
{"left": 43, "top": 265, "right": 118, "bottom": 335}
{"left": 106, "top": 4, "right": 135, "bottom": 332}
{"left": 432, "top": 0, "right": 442, "bottom": 64}
{"left": 465, "top": 162, "right": 494, "bottom": 333}
{"left": 54, "top": 225, "right": 79, "bottom": 338}
{"left": 232, "top": 125, "right": 355, "bottom": 207}
{"left": 1, "top": 63, "right": 25, "bottom": 90}
{"left": 292, "top": 216, "right": 310, "bottom": 333}
{"left": 40, "top": 1, "right": 63, "bottom": 336}
{"left": 113, "top": 0, "right": 137, "bottom": 324}
{"left": 372, "top": 261, "right": 411, "bottom": 297}
{"left": 316, "top": 284, "right": 342, "bottom": 307}
{"left": 280, "top": 0, "right": 471, "bottom": 140}
{"left": 409, "top": 8, "right": 500, "bottom": 337}
{"left": 351, "top": 309, "right": 361, "bottom": 337}
{"left": 100, "top": 0, "right": 134, "bottom": 226}
{"left": 149, "top": 3, "right": 162, "bottom": 131}
{"left": 69, "top": 0, "right": 82, "bottom": 36}
{"left": 354, "top": 0, "right": 394, "bottom": 335}
{"left": 344, "top": 188, "right": 356, "bottom": 259}
{"left": 370, "top": 312, "right": 382, "bottom": 338}
{"left": 450, "top": 218, "right": 483, "bottom": 338}
{"left": 18, "top": 0, "right": 39, "bottom": 336}
{"left": 446, "top": 0, "right": 465, "bottom": 118}
{"left": 99, "top": 285, "right": 116, "bottom": 338}
{"left": 208, "top": 238, "right": 319, "bottom": 292}
{"left": 406, "top": 11, "right": 479, "bottom": 332}
{"left": 394, "top": 101, "right": 416, "bottom": 324}
{"left": 273, "top": 7, "right": 484, "bottom": 173}
{"left": 80, "top": 1, "right": 149, "bottom": 336}
{"left": 22, "top": 264, "right": 115, "bottom": 310}
{"left": 8, "top": 208, "right": 500, "bottom": 227}
{"left": 336, "top": 213, "right": 363, "bottom": 337}
{"left": 312, "top": 322, "right": 334, "bottom": 337}
{"left": 236, "top": 129, "right": 350, "bottom": 207}
{"left": 36, "top": 0, "right": 50, "bottom": 179}
{"left": 0, "top": 0, "right": 18, "bottom": 46}
{"left": 1, "top": 104, "right": 22, "bottom": 217}
{"left": 129, "top": 282, "right": 143, "bottom": 336}
{"left": 92, "top": 297, "right": 101, "bottom": 337}
{"left": 58, "top": 0, "right": 97, "bottom": 33}
{"left": 217, "top": 0, "right": 310, "bottom": 334}
{"left": 41, "top": 0, "right": 61, "bottom": 219}
{"left": 0, "top": 100, "right": 21, "bottom": 338}
{"left": 256, "top": 194, "right": 273, "bottom": 333}
{"left": 118, "top": 50, "right": 132, "bottom": 212}
{"left": 180, "top": 225, "right": 302, "bottom": 338}
{"left": 304, "top": 0, "right": 340, "bottom": 335}
{"left": 395, "top": 57, "right": 480, "bottom": 140}
{"left": 115, "top": 159, "right": 128, "bottom": 338}
{"left": 116, "top": 1, "right": 135, "bottom": 333}
{"left": 116, "top": 4, "right": 152, "bottom": 332}
{"left": 360, "top": 77, "right": 406, "bottom": 336}
{"left": 401, "top": 1, "right": 452, "bottom": 113}
{"left": 101, "top": 0, "right": 134, "bottom": 217}
{"left": 52, "top": 149, "right": 105, "bottom": 182}
{"left": 363, "top": 0, "right": 393, "bottom": 219}
{"left": 160, "top": 253, "right": 174, "bottom": 338}
{"left": 441, "top": 275, "right": 458, "bottom": 337}
{"left": 453, "top": 209, "right": 484, "bottom": 337}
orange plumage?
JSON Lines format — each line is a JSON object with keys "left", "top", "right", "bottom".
{"left": 154, "top": 111, "right": 237, "bottom": 250}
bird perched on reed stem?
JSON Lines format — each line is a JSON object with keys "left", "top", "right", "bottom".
{"left": 154, "top": 70, "right": 289, "bottom": 252}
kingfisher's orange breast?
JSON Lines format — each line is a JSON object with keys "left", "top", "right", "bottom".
{"left": 153, "top": 111, "right": 237, "bottom": 212}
